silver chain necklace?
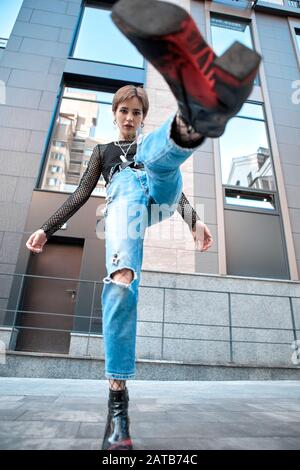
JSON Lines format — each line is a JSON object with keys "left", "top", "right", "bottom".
{"left": 114, "top": 139, "right": 137, "bottom": 162}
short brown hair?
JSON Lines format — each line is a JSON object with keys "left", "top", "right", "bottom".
{"left": 112, "top": 85, "right": 149, "bottom": 118}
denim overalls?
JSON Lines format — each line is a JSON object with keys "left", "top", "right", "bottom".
{"left": 101, "top": 112, "right": 196, "bottom": 379}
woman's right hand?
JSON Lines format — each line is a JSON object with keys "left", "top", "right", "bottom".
{"left": 26, "top": 229, "right": 47, "bottom": 254}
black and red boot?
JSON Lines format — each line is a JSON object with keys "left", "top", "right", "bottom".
{"left": 101, "top": 387, "right": 133, "bottom": 450}
{"left": 111, "top": 0, "right": 261, "bottom": 137}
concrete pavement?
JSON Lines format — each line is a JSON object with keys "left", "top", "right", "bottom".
{"left": 0, "top": 378, "right": 299, "bottom": 450}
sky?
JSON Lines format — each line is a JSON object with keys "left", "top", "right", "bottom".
{"left": 73, "top": 7, "right": 143, "bottom": 68}
{"left": 0, "top": 0, "right": 23, "bottom": 39}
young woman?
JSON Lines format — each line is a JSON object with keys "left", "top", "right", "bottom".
{"left": 26, "top": 0, "right": 260, "bottom": 451}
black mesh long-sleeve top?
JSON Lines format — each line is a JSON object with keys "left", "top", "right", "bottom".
{"left": 40, "top": 142, "right": 201, "bottom": 240}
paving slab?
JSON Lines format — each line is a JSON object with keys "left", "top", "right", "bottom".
{"left": 0, "top": 378, "right": 299, "bottom": 450}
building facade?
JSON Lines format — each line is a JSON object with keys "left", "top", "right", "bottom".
{"left": 0, "top": 0, "right": 300, "bottom": 378}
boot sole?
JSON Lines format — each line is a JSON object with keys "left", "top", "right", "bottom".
{"left": 112, "top": 0, "right": 188, "bottom": 37}
{"left": 112, "top": 0, "right": 260, "bottom": 80}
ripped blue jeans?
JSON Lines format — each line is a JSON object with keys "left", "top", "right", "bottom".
{"left": 101, "top": 113, "right": 197, "bottom": 379}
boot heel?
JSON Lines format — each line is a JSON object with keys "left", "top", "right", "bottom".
{"left": 214, "top": 41, "right": 261, "bottom": 83}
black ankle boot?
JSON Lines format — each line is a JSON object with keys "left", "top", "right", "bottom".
{"left": 101, "top": 387, "right": 133, "bottom": 450}
{"left": 112, "top": 0, "right": 261, "bottom": 138}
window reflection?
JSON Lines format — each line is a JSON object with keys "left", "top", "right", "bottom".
{"left": 211, "top": 14, "right": 259, "bottom": 85}
{"left": 219, "top": 102, "right": 276, "bottom": 204}
{"left": 296, "top": 28, "right": 300, "bottom": 52}
{"left": 258, "top": 0, "right": 283, "bottom": 4}
{"left": 0, "top": 0, "right": 23, "bottom": 48}
{"left": 41, "top": 87, "right": 118, "bottom": 197}
{"left": 288, "top": 1, "right": 300, "bottom": 8}
{"left": 72, "top": 7, "right": 143, "bottom": 68}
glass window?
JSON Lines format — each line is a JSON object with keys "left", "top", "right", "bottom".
{"left": 210, "top": 14, "right": 259, "bottom": 86}
{"left": 287, "top": 1, "right": 300, "bottom": 8}
{"left": 262, "top": 0, "right": 283, "bottom": 4}
{"left": 53, "top": 140, "right": 66, "bottom": 148}
{"left": 47, "top": 178, "right": 58, "bottom": 187}
{"left": 0, "top": 0, "right": 23, "bottom": 48}
{"left": 296, "top": 28, "right": 300, "bottom": 52}
{"left": 41, "top": 87, "right": 118, "bottom": 196}
{"left": 50, "top": 165, "right": 62, "bottom": 174}
{"left": 72, "top": 6, "right": 144, "bottom": 68}
{"left": 211, "top": 15, "right": 253, "bottom": 55}
{"left": 219, "top": 102, "right": 276, "bottom": 210}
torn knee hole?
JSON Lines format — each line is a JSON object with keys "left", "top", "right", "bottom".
{"left": 112, "top": 268, "right": 134, "bottom": 284}
{"left": 103, "top": 267, "right": 137, "bottom": 287}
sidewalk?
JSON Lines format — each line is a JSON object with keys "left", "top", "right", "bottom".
{"left": 0, "top": 377, "right": 299, "bottom": 450}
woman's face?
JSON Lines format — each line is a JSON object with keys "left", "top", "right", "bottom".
{"left": 114, "top": 96, "right": 144, "bottom": 141}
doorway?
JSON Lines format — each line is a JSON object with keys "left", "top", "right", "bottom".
{"left": 15, "top": 238, "right": 83, "bottom": 354}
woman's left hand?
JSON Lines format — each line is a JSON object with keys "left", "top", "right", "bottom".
{"left": 191, "top": 220, "right": 214, "bottom": 252}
